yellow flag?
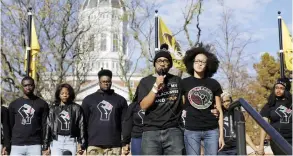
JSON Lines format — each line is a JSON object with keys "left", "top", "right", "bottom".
{"left": 25, "top": 17, "right": 40, "bottom": 80}
{"left": 281, "top": 19, "right": 293, "bottom": 71}
{"left": 158, "top": 17, "right": 186, "bottom": 71}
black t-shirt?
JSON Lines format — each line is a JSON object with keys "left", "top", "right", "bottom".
{"left": 260, "top": 99, "right": 292, "bottom": 142}
{"left": 8, "top": 97, "right": 49, "bottom": 145}
{"left": 82, "top": 90, "right": 128, "bottom": 147}
{"left": 57, "top": 105, "right": 71, "bottom": 136}
{"left": 222, "top": 110, "right": 245, "bottom": 151}
{"left": 137, "top": 74, "right": 182, "bottom": 131}
{"left": 181, "top": 77, "right": 223, "bottom": 131}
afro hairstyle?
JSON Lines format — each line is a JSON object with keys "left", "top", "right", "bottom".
{"left": 183, "top": 43, "right": 219, "bottom": 77}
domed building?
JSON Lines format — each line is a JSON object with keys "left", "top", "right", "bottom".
{"left": 74, "top": 0, "right": 142, "bottom": 104}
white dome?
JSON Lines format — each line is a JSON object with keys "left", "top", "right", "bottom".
{"left": 82, "top": 0, "right": 121, "bottom": 9}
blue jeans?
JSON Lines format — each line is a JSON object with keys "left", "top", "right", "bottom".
{"left": 50, "top": 135, "right": 77, "bottom": 156}
{"left": 131, "top": 137, "right": 142, "bottom": 155}
{"left": 10, "top": 145, "right": 41, "bottom": 155}
{"left": 184, "top": 128, "right": 219, "bottom": 155}
{"left": 141, "top": 127, "right": 184, "bottom": 155}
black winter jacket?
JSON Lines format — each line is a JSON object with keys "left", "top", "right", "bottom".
{"left": 43, "top": 103, "right": 86, "bottom": 150}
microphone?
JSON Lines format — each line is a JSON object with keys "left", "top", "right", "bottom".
{"left": 158, "top": 69, "right": 165, "bottom": 90}
{"left": 158, "top": 69, "right": 165, "bottom": 76}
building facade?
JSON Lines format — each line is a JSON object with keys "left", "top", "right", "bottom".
{"left": 75, "top": 0, "right": 142, "bottom": 104}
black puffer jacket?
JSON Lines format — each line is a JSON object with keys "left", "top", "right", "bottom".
{"left": 43, "top": 103, "right": 86, "bottom": 150}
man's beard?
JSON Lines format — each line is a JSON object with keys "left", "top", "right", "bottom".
{"left": 156, "top": 68, "right": 168, "bottom": 75}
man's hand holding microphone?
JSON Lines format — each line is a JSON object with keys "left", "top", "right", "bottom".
{"left": 153, "top": 69, "right": 165, "bottom": 94}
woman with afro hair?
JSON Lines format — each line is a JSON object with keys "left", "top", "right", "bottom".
{"left": 181, "top": 44, "right": 225, "bottom": 155}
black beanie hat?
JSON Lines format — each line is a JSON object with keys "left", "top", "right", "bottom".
{"left": 276, "top": 78, "right": 291, "bottom": 91}
{"left": 153, "top": 43, "right": 173, "bottom": 68}
{"left": 98, "top": 68, "right": 112, "bottom": 78}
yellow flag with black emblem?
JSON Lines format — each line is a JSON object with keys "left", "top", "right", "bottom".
{"left": 158, "top": 17, "right": 186, "bottom": 72}
{"left": 281, "top": 19, "right": 293, "bottom": 71}
{"left": 24, "top": 18, "right": 40, "bottom": 80}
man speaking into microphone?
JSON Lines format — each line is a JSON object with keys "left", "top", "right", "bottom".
{"left": 137, "top": 44, "right": 185, "bottom": 155}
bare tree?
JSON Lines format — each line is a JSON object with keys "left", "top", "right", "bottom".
{"left": 1, "top": 0, "right": 94, "bottom": 104}
{"left": 181, "top": 0, "right": 203, "bottom": 47}
{"left": 116, "top": 0, "right": 204, "bottom": 99}
{"left": 1, "top": 0, "right": 205, "bottom": 103}
{"left": 212, "top": 0, "right": 254, "bottom": 96}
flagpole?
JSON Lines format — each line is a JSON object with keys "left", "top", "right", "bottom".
{"left": 278, "top": 11, "right": 285, "bottom": 78}
{"left": 155, "top": 10, "right": 159, "bottom": 52}
{"left": 26, "top": 7, "right": 33, "bottom": 76}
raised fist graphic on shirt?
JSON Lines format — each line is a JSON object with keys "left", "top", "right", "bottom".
{"left": 275, "top": 105, "right": 292, "bottom": 123}
{"left": 97, "top": 100, "right": 113, "bottom": 121}
{"left": 138, "top": 110, "right": 145, "bottom": 124}
{"left": 18, "top": 104, "right": 35, "bottom": 125}
{"left": 188, "top": 86, "right": 213, "bottom": 109}
{"left": 58, "top": 110, "right": 70, "bottom": 130}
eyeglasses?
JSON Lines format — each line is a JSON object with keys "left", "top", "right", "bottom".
{"left": 100, "top": 81, "right": 112, "bottom": 84}
{"left": 156, "top": 59, "right": 170, "bottom": 65}
{"left": 194, "top": 60, "right": 207, "bottom": 65}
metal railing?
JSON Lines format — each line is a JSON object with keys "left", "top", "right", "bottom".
{"left": 228, "top": 98, "right": 292, "bottom": 155}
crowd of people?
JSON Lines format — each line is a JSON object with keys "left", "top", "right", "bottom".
{"left": 1, "top": 44, "right": 292, "bottom": 155}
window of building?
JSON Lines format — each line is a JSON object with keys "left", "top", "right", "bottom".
{"left": 105, "top": 62, "right": 108, "bottom": 68}
{"left": 112, "top": 33, "right": 119, "bottom": 52}
{"left": 100, "top": 33, "right": 107, "bottom": 51}
{"left": 116, "top": 62, "right": 119, "bottom": 69}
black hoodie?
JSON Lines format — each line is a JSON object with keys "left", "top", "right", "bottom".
{"left": 122, "top": 102, "right": 144, "bottom": 145}
{"left": 81, "top": 89, "right": 128, "bottom": 147}
{"left": 8, "top": 96, "right": 49, "bottom": 145}
{"left": 1, "top": 106, "right": 11, "bottom": 148}
{"left": 260, "top": 99, "right": 292, "bottom": 142}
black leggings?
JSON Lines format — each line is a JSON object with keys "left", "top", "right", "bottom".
{"left": 270, "top": 139, "right": 292, "bottom": 155}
